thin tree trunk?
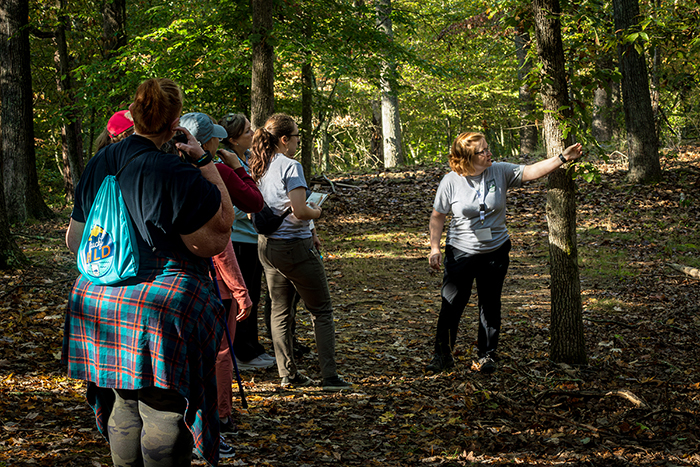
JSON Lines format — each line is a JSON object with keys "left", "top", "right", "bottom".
{"left": 376, "top": 0, "right": 403, "bottom": 168}
{"left": 251, "top": 0, "right": 275, "bottom": 130}
{"left": 532, "top": 0, "right": 586, "bottom": 365}
{"left": 317, "top": 119, "right": 329, "bottom": 172}
{"left": 370, "top": 99, "right": 383, "bottom": 168}
{"left": 301, "top": 60, "right": 313, "bottom": 177}
{"left": 101, "top": 0, "right": 126, "bottom": 58}
{"left": 592, "top": 82, "right": 613, "bottom": 142}
{"left": 515, "top": 29, "right": 538, "bottom": 154}
{"left": 0, "top": 0, "right": 53, "bottom": 223}
{"left": 613, "top": 0, "right": 660, "bottom": 183}
{"left": 55, "top": 4, "right": 84, "bottom": 201}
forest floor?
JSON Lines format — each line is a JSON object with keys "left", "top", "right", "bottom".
{"left": 1, "top": 147, "right": 700, "bottom": 466}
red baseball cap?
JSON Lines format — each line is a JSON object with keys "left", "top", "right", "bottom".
{"left": 107, "top": 110, "right": 134, "bottom": 138}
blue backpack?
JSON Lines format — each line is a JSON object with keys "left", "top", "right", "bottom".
{"left": 77, "top": 151, "right": 148, "bottom": 285}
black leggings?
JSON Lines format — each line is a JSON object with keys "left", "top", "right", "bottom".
{"left": 433, "top": 240, "right": 511, "bottom": 357}
{"left": 107, "top": 387, "right": 193, "bottom": 467}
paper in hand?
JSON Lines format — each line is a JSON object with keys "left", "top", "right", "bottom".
{"left": 306, "top": 192, "right": 329, "bottom": 207}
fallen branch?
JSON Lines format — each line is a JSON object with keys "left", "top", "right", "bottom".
{"left": 667, "top": 262, "right": 700, "bottom": 279}
{"left": 606, "top": 389, "right": 648, "bottom": 408}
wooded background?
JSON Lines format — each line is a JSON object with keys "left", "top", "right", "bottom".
{"left": 1, "top": 0, "right": 698, "bottom": 263}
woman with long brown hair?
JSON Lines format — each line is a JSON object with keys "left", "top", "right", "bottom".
{"left": 249, "top": 113, "right": 351, "bottom": 391}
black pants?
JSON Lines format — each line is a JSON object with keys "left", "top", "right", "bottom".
{"left": 231, "top": 241, "right": 266, "bottom": 361}
{"left": 433, "top": 240, "right": 511, "bottom": 357}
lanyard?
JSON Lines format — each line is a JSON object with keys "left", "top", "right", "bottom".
{"left": 467, "top": 173, "right": 487, "bottom": 224}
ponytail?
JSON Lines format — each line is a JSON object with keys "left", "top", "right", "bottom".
{"left": 249, "top": 113, "right": 297, "bottom": 181}
{"left": 130, "top": 78, "right": 183, "bottom": 136}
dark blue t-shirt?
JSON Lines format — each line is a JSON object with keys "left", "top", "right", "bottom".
{"left": 72, "top": 135, "right": 221, "bottom": 256}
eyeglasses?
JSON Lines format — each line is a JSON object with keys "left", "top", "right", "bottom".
{"left": 474, "top": 147, "right": 492, "bottom": 156}
{"left": 289, "top": 133, "right": 300, "bottom": 138}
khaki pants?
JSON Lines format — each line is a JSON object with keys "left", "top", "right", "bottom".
{"left": 258, "top": 236, "right": 338, "bottom": 379}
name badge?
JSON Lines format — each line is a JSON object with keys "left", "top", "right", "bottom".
{"left": 475, "top": 228, "right": 493, "bottom": 242}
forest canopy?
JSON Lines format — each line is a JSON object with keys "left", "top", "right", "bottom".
{"left": 12, "top": 0, "right": 700, "bottom": 207}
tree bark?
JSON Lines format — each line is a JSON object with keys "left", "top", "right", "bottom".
{"left": 376, "top": 0, "right": 404, "bottom": 168}
{"left": 0, "top": 0, "right": 53, "bottom": 223}
{"left": 301, "top": 60, "right": 313, "bottom": 178}
{"left": 370, "top": 99, "right": 383, "bottom": 168}
{"left": 101, "top": 0, "right": 126, "bottom": 58}
{"left": 592, "top": 82, "right": 613, "bottom": 142}
{"left": 250, "top": 0, "right": 275, "bottom": 130}
{"left": 515, "top": 29, "right": 538, "bottom": 154}
{"left": 532, "top": 0, "right": 586, "bottom": 365}
{"left": 55, "top": 4, "right": 84, "bottom": 201}
{"left": 612, "top": 0, "right": 661, "bottom": 183}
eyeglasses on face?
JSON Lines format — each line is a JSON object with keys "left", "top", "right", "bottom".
{"left": 474, "top": 147, "right": 492, "bottom": 156}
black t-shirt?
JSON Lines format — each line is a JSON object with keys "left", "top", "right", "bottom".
{"left": 72, "top": 135, "right": 221, "bottom": 256}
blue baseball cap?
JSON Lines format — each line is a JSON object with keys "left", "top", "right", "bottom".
{"left": 180, "top": 112, "right": 228, "bottom": 145}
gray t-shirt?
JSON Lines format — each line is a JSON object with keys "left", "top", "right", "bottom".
{"left": 433, "top": 162, "right": 524, "bottom": 255}
{"left": 258, "top": 153, "right": 312, "bottom": 240}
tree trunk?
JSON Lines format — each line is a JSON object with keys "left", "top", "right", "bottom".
{"left": 0, "top": 105, "right": 26, "bottom": 268}
{"left": 592, "top": 54, "right": 615, "bottom": 143}
{"left": 0, "top": 0, "right": 53, "bottom": 223}
{"left": 376, "top": 0, "right": 404, "bottom": 168}
{"left": 301, "top": 60, "right": 313, "bottom": 177}
{"left": 612, "top": 0, "right": 661, "bottom": 183}
{"left": 55, "top": 5, "right": 84, "bottom": 201}
{"left": 370, "top": 99, "right": 383, "bottom": 168}
{"left": 101, "top": 0, "right": 127, "bottom": 58}
{"left": 316, "top": 119, "right": 330, "bottom": 172}
{"left": 532, "top": 0, "right": 586, "bottom": 365}
{"left": 250, "top": 0, "right": 275, "bottom": 130}
{"left": 515, "top": 30, "right": 538, "bottom": 154}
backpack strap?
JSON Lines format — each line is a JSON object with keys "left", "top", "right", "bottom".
{"left": 108, "top": 147, "right": 157, "bottom": 252}
{"left": 115, "top": 148, "right": 151, "bottom": 179}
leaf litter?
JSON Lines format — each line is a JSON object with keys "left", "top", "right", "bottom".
{"left": 1, "top": 148, "right": 699, "bottom": 466}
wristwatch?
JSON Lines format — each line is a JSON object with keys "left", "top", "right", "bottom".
{"left": 558, "top": 153, "right": 567, "bottom": 164}
{"left": 192, "top": 150, "right": 213, "bottom": 167}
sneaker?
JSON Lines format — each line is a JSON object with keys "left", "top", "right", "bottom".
{"left": 478, "top": 355, "right": 496, "bottom": 374}
{"left": 219, "top": 435, "right": 235, "bottom": 458}
{"left": 322, "top": 375, "right": 352, "bottom": 392}
{"left": 280, "top": 372, "right": 314, "bottom": 388}
{"left": 425, "top": 353, "right": 455, "bottom": 373}
{"left": 258, "top": 353, "right": 275, "bottom": 362}
{"left": 236, "top": 355, "right": 275, "bottom": 370}
{"left": 219, "top": 417, "right": 237, "bottom": 435}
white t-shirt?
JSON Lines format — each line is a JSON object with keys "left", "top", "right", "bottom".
{"left": 258, "top": 153, "right": 312, "bottom": 240}
{"left": 433, "top": 162, "right": 524, "bottom": 255}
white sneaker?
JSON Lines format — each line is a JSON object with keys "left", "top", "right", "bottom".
{"left": 236, "top": 355, "right": 275, "bottom": 370}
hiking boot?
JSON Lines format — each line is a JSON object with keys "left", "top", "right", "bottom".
{"left": 425, "top": 353, "right": 455, "bottom": 373}
{"left": 219, "top": 436, "right": 235, "bottom": 458}
{"left": 322, "top": 375, "right": 352, "bottom": 392}
{"left": 236, "top": 355, "right": 275, "bottom": 370}
{"left": 280, "top": 372, "right": 314, "bottom": 388}
{"left": 478, "top": 355, "right": 496, "bottom": 374}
